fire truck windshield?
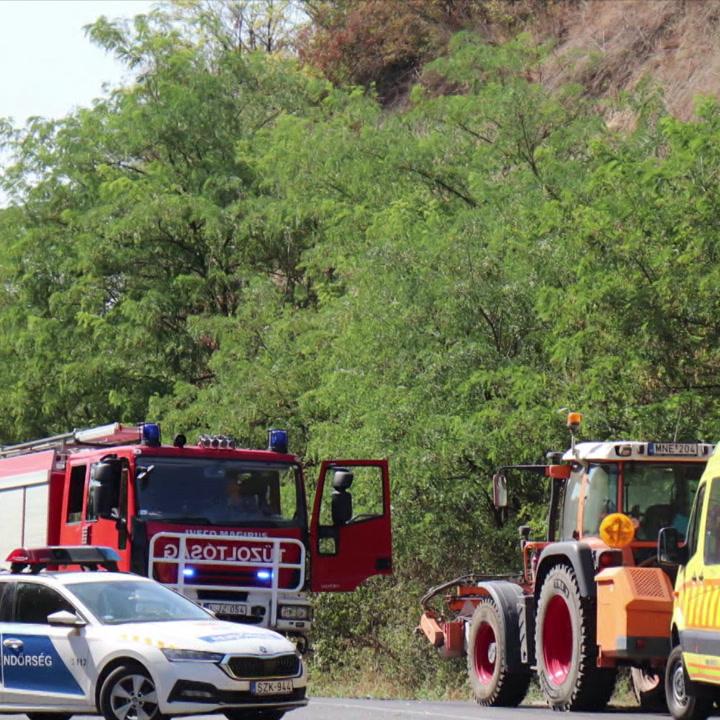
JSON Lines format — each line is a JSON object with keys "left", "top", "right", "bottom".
{"left": 134, "top": 457, "right": 305, "bottom": 528}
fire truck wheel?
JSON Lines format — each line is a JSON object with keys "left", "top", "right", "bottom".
{"left": 535, "top": 564, "right": 616, "bottom": 711}
{"left": 467, "top": 598, "right": 531, "bottom": 707}
{"left": 99, "top": 664, "right": 164, "bottom": 720}
{"left": 631, "top": 667, "right": 667, "bottom": 712}
{"left": 665, "top": 645, "right": 713, "bottom": 720}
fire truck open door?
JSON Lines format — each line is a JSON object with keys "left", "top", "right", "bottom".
{"left": 309, "top": 459, "right": 392, "bottom": 592}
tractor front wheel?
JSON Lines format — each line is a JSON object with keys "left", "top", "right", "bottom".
{"left": 467, "top": 598, "right": 530, "bottom": 706}
{"left": 535, "top": 564, "right": 616, "bottom": 710}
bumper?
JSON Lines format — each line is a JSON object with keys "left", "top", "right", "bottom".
{"left": 156, "top": 659, "right": 307, "bottom": 715}
{"left": 168, "top": 679, "right": 307, "bottom": 709}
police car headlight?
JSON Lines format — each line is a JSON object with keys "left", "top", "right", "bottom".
{"left": 279, "top": 605, "right": 311, "bottom": 620}
{"left": 161, "top": 649, "right": 225, "bottom": 663}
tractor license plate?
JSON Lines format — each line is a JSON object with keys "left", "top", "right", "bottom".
{"left": 648, "top": 442, "right": 700, "bottom": 456}
{"left": 252, "top": 680, "right": 293, "bottom": 696}
{"left": 203, "top": 602, "right": 247, "bottom": 616}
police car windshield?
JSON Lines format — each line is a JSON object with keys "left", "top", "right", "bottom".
{"left": 66, "top": 580, "right": 210, "bottom": 625}
{"left": 135, "top": 458, "right": 305, "bottom": 528}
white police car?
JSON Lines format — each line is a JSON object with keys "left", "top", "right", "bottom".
{"left": 0, "top": 546, "right": 307, "bottom": 720}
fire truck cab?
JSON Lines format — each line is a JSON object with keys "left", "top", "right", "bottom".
{"left": 0, "top": 423, "right": 392, "bottom": 651}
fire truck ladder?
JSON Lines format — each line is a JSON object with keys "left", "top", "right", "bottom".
{"left": 0, "top": 423, "right": 144, "bottom": 459}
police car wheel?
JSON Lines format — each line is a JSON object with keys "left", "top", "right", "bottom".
{"left": 100, "top": 665, "right": 163, "bottom": 720}
{"left": 27, "top": 714, "right": 72, "bottom": 720}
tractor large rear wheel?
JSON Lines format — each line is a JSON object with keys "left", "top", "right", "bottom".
{"left": 467, "top": 598, "right": 530, "bottom": 707}
{"left": 535, "top": 564, "right": 616, "bottom": 710}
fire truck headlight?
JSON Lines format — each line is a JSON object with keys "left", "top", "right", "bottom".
{"left": 279, "top": 605, "right": 311, "bottom": 621}
{"left": 161, "top": 649, "right": 225, "bottom": 663}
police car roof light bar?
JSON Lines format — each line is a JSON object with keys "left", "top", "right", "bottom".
{"left": 6, "top": 546, "right": 120, "bottom": 574}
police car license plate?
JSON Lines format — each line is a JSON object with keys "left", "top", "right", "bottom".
{"left": 203, "top": 602, "right": 247, "bottom": 616}
{"left": 252, "top": 680, "right": 293, "bottom": 695}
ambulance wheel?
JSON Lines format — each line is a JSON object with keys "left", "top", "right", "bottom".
{"left": 467, "top": 598, "right": 530, "bottom": 706}
{"left": 631, "top": 667, "right": 667, "bottom": 711}
{"left": 100, "top": 664, "right": 163, "bottom": 720}
{"left": 665, "top": 645, "right": 713, "bottom": 720}
{"left": 535, "top": 564, "right": 616, "bottom": 710}
{"left": 27, "top": 715, "right": 73, "bottom": 720}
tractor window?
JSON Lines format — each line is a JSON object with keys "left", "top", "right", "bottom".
{"left": 559, "top": 466, "right": 583, "bottom": 540}
{"left": 623, "top": 463, "right": 702, "bottom": 541}
{"left": 704, "top": 479, "right": 720, "bottom": 565}
{"left": 583, "top": 464, "right": 618, "bottom": 536}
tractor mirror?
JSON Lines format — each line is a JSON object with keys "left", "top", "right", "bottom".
{"left": 492, "top": 473, "right": 508, "bottom": 509}
{"left": 658, "top": 527, "right": 687, "bottom": 566}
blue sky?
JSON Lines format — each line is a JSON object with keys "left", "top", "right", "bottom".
{"left": 1, "top": 0, "right": 154, "bottom": 125}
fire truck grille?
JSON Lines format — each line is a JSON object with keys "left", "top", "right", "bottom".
{"left": 226, "top": 654, "right": 300, "bottom": 679}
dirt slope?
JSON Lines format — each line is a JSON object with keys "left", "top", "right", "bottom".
{"left": 540, "top": 0, "right": 720, "bottom": 119}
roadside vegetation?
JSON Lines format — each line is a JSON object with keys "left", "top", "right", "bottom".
{"left": 2, "top": 0, "right": 720, "bottom": 699}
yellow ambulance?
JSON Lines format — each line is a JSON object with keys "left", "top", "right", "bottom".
{"left": 662, "top": 447, "right": 720, "bottom": 720}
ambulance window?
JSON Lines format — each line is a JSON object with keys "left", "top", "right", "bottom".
{"left": 704, "top": 479, "right": 720, "bottom": 565}
{"left": 687, "top": 483, "right": 705, "bottom": 560}
{"left": 14, "top": 583, "right": 75, "bottom": 624}
{"left": 67, "top": 465, "right": 86, "bottom": 523}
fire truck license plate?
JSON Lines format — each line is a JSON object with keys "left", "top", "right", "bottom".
{"left": 252, "top": 680, "right": 293, "bottom": 695}
{"left": 203, "top": 602, "right": 247, "bottom": 616}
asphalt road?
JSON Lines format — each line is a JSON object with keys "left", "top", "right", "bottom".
{"left": 0, "top": 699, "right": 666, "bottom": 720}
{"left": 288, "top": 698, "right": 658, "bottom": 719}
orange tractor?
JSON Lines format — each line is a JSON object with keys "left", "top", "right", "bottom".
{"left": 419, "top": 414, "right": 713, "bottom": 710}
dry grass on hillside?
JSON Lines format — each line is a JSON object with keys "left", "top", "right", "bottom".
{"left": 537, "top": 0, "right": 720, "bottom": 119}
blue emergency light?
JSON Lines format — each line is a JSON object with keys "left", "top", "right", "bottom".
{"left": 183, "top": 567, "right": 196, "bottom": 578}
{"left": 141, "top": 423, "right": 161, "bottom": 447}
{"left": 267, "top": 429, "right": 288, "bottom": 454}
{"left": 257, "top": 570, "right": 272, "bottom": 581}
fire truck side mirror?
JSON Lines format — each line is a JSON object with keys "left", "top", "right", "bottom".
{"left": 492, "top": 473, "right": 508, "bottom": 509}
{"left": 658, "top": 526, "right": 688, "bottom": 566}
{"left": 90, "top": 459, "right": 122, "bottom": 520}
{"left": 331, "top": 470, "right": 353, "bottom": 526}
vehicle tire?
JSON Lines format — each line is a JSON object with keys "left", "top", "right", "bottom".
{"left": 535, "top": 564, "right": 616, "bottom": 710}
{"left": 631, "top": 666, "right": 668, "bottom": 712}
{"left": 466, "top": 598, "right": 531, "bottom": 706}
{"left": 665, "top": 645, "right": 713, "bottom": 720}
{"left": 99, "top": 664, "right": 163, "bottom": 720}
{"left": 224, "top": 712, "right": 285, "bottom": 720}
{"left": 27, "top": 715, "right": 73, "bottom": 720}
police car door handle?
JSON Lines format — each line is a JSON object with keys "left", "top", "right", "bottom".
{"left": 3, "top": 639, "right": 23, "bottom": 651}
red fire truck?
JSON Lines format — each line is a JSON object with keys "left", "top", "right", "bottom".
{"left": 0, "top": 422, "right": 392, "bottom": 651}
